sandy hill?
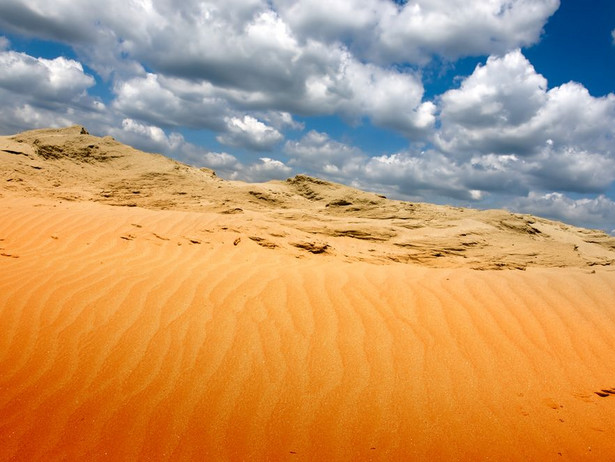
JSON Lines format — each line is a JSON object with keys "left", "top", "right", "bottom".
{"left": 2, "top": 125, "right": 614, "bottom": 270}
{"left": 2, "top": 126, "right": 615, "bottom": 461}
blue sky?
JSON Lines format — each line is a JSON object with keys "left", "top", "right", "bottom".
{"left": 1, "top": 0, "right": 615, "bottom": 233}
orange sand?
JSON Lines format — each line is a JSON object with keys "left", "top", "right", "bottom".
{"left": 2, "top": 196, "right": 615, "bottom": 461}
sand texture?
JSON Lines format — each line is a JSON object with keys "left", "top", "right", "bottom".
{"left": 2, "top": 126, "right": 615, "bottom": 460}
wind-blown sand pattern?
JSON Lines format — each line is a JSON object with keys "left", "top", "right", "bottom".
{"left": 2, "top": 127, "right": 615, "bottom": 460}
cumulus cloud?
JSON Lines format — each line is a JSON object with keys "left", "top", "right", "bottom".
{"left": 110, "top": 118, "right": 185, "bottom": 154}
{"left": 375, "top": 0, "right": 559, "bottom": 63}
{"left": 442, "top": 51, "right": 546, "bottom": 123}
{"left": 217, "top": 115, "right": 283, "bottom": 151}
{"left": 0, "top": 0, "right": 546, "bottom": 140}
{"left": 204, "top": 38, "right": 433, "bottom": 137}
{"left": 285, "top": 130, "right": 365, "bottom": 177}
{"left": 139, "top": 8, "right": 303, "bottom": 94}
{"left": 526, "top": 147, "right": 615, "bottom": 194}
{"left": 0, "top": 1, "right": 95, "bottom": 43}
{"left": 193, "top": 152, "right": 291, "bottom": 182}
{"left": 0, "top": 50, "right": 107, "bottom": 134}
{"left": 438, "top": 50, "right": 615, "bottom": 158}
{"left": 0, "top": 0, "right": 560, "bottom": 70}
{"left": 200, "top": 152, "right": 241, "bottom": 170}
{"left": 332, "top": 56, "right": 435, "bottom": 136}
{"left": 258, "top": 111, "right": 304, "bottom": 131}
{"left": 4, "top": 0, "right": 430, "bottom": 138}
{"left": 363, "top": 150, "right": 484, "bottom": 201}
{"left": 273, "top": 0, "right": 385, "bottom": 46}
{"left": 242, "top": 157, "right": 293, "bottom": 181}
{"left": 274, "top": 0, "right": 559, "bottom": 63}
{"left": 0, "top": 50, "right": 95, "bottom": 102}
{"left": 513, "top": 192, "right": 615, "bottom": 232}
{"left": 434, "top": 49, "right": 615, "bottom": 201}
{"left": 437, "top": 50, "right": 548, "bottom": 156}
{"left": 112, "top": 74, "right": 230, "bottom": 131}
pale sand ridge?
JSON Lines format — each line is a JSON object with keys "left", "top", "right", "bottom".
{"left": 2, "top": 125, "right": 614, "bottom": 269}
{"left": 2, "top": 127, "right": 615, "bottom": 460}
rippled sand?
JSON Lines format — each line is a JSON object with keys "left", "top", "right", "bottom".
{"left": 1, "top": 197, "right": 615, "bottom": 460}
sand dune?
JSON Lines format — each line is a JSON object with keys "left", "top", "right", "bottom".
{"left": 2, "top": 127, "right": 615, "bottom": 460}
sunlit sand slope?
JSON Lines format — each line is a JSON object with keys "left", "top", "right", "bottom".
{"left": 1, "top": 197, "right": 615, "bottom": 461}
{"left": 3, "top": 126, "right": 615, "bottom": 270}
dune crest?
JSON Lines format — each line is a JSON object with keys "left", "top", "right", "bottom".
{"left": 2, "top": 125, "right": 615, "bottom": 269}
{"left": 2, "top": 127, "right": 615, "bottom": 460}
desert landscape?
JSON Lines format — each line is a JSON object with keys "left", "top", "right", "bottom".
{"left": 1, "top": 126, "right": 615, "bottom": 460}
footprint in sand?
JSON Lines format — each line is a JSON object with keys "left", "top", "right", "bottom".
{"left": 151, "top": 232, "right": 170, "bottom": 241}
{"left": 595, "top": 388, "right": 615, "bottom": 398}
{"left": 249, "top": 236, "right": 277, "bottom": 249}
{"left": 543, "top": 398, "right": 563, "bottom": 410}
{"left": 573, "top": 392, "right": 594, "bottom": 403}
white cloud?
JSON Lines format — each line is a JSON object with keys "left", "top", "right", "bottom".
{"left": 199, "top": 39, "right": 433, "bottom": 137}
{"left": 243, "top": 157, "right": 292, "bottom": 181}
{"left": 7, "top": 104, "right": 73, "bottom": 130}
{"left": 434, "top": 49, "right": 615, "bottom": 200}
{"left": 1, "top": 1, "right": 435, "bottom": 138}
{"left": 112, "top": 73, "right": 229, "bottom": 131}
{"left": 0, "top": 36, "right": 9, "bottom": 51}
{"left": 274, "top": 0, "right": 559, "bottom": 64}
{"left": 188, "top": 150, "right": 291, "bottom": 183}
{"left": 194, "top": 151, "right": 244, "bottom": 178}
{"left": 197, "top": 153, "right": 293, "bottom": 182}
{"left": 438, "top": 50, "right": 615, "bottom": 158}
{"left": 513, "top": 192, "right": 615, "bottom": 232}
{"left": 526, "top": 146, "right": 615, "bottom": 193}
{"left": 246, "top": 10, "right": 298, "bottom": 52}
{"left": 200, "top": 152, "right": 241, "bottom": 170}
{"left": 375, "top": 0, "right": 559, "bottom": 63}
{"left": 286, "top": 130, "right": 358, "bottom": 160}
{"left": 437, "top": 50, "right": 548, "bottom": 156}
{"left": 0, "top": 51, "right": 95, "bottom": 102}
{"left": 285, "top": 130, "right": 365, "bottom": 177}
{"left": 363, "top": 150, "right": 480, "bottom": 201}
{"left": 111, "top": 118, "right": 185, "bottom": 154}
{"left": 217, "top": 115, "right": 283, "bottom": 151}
{"left": 134, "top": 5, "right": 304, "bottom": 94}
{"left": 0, "top": 0, "right": 559, "bottom": 70}
{"left": 258, "top": 111, "right": 304, "bottom": 131}
{"left": 335, "top": 56, "right": 435, "bottom": 136}
{"left": 105, "top": 118, "right": 268, "bottom": 183}
{"left": 0, "top": 100, "right": 110, "bottom": 136}
{"left": 273, "top": 0, "right": 386, "bottom": 48}
{"left": 441, "top": 50, "right": 547, "bottom": 127}
{"left": 0, "top": 0, "right": 551, "bottom": 141}
{"left": 0, "top": 50, "right": 107, "bottom": 134}
{"left": 121, "top": 118, "right": 168, "bottom": 143}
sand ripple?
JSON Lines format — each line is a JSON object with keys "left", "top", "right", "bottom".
{"left": 2, "top": 198, "right": 615, "bottom": 460}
